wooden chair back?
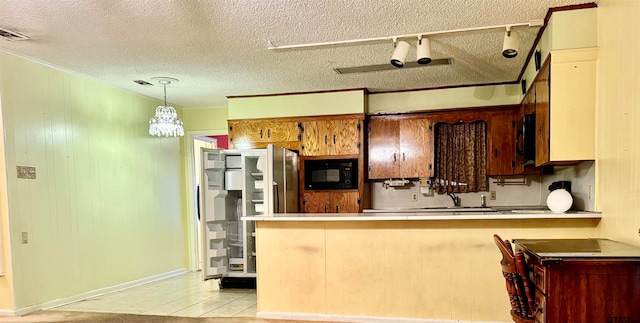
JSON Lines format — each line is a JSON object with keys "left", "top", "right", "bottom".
{"left": 494, "top": 234, "right": 535, "bottom": 323}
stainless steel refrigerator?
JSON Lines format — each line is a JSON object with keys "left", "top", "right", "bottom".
{"left": 200, "top": 144, "right": 298, "bottom": 287}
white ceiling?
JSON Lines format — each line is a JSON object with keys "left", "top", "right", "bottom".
{"left": 0, "top": 0, "right": 594, "bottom": 108}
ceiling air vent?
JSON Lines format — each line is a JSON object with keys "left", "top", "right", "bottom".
{"left": 133, "top": 80, "right": 154, "bottom": 86}
{"left": 0, "top": 27, "right": 29, "bottom": 41}
{"left": 334, "top": 58, "right": 452, "bottom": 75}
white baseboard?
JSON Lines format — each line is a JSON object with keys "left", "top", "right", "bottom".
{"left": 257, "top": 312, "right": 509, "bottom": 323}
{"left": 0, "top": 268, "right": 187, "bottom": 317}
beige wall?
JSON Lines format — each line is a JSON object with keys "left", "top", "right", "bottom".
{"left": 521, "top": 8, "right": 598, "bottom": 94}
{"left": 183, "top": 107, "right": 228, "bottom": 132}
{"left": 227, "top": 90, "right": 366, "bottom": 119}
{"left": 595, "top": 0, "right": 640, "bottom": 246}
{"left": 0, "top": 87, "right": 15, "bottom": 310}
{"left": 0, "top": 51, "right": 187, "bottom": 310}
{"left": 368, "top": 84, "right": 521, "bottom": 113}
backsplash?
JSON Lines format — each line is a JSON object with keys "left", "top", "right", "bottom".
{"left": 370, "top": 161, "right": 595, "bottom": 211}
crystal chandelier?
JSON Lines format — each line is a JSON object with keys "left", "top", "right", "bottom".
{"left": 149, "top": 77, "right": 184, "bottom": 137}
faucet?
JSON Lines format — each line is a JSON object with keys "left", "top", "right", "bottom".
{"left": 447, "top": 192, "right": 460, "bottom": 207}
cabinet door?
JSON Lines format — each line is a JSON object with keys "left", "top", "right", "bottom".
{"left": 302, "top": 192, "right": 330, "bottom": 213}
{"left": 302, "top": 118, "right": 362, "bottom": 156}
{"left": 368, "top": 117, "right": 400, "bottom": 179}
{"left": 328, "top": 119, "right": 361, "bottom": 155}
{"left": 301, "top": 120, "right": 327, "bottom": 156}
{"left": 535, "top": 60, "right": 550, "bottom": 167}
{"left": 487, "top": 111, "right": 517, "bottom": 176}
{"left": 331, "top": 191, "right": 360, "bottom": 213}
{"left": 228, "top": 120, "right": 264, "bottom": 148}
{"left": 262, "top": 120, "right": 300, "bottom": 143}
{"left": 399, "top": 118, "right": 433, "bottom": 178}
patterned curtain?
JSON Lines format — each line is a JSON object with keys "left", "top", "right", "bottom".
{"left": 435, "top": 121, "right": 488, "bottom": 193}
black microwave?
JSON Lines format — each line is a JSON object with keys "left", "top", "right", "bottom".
{"left": 304, "top": 159, "right": 358, "bottom": 190}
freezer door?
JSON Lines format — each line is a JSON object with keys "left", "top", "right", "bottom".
{"left": 200, "top": 148, "right": 228, "bottom": 280}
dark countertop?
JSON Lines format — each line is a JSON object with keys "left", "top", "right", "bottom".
{"left": 514, "top": 238, "right": 640, "bottom": 258}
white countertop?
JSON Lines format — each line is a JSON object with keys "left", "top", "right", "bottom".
{"left": 242, "top": 210, "right": 602, "bottom": 221}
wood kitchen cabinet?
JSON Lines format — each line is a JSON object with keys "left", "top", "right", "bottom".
{"left": 302, "top": 191, "right": 360, "bottom": 213}
{"left": 228, "top": 118, "right": 301, "bottom": 150}
{"left": 301, "top": 115, "right": 363, "bottom": 156}
{"left": 434, "top": 107, "right": 520, "bottom": 176}
{"left": 486, "top": 110, "right": 518, "bottom": 176}
{"left": 514, "top": 239, "right": 640, "bottom": 323}
{"left": 367, "top": 115, "right": 434, "bottom": 179}
{"left": 533, "top": 48, "right": 598, "bottom": 166}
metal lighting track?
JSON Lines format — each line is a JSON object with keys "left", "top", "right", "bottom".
{"left": 334, "top": 58, "right": 452, "bottom": 74}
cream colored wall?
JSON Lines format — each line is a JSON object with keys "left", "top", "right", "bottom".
{"left": 257, "top": 220, "right": 599, "bottom": 321}
{"left": 368, "top": 84, "right": 521, "bottom": 113}
{"left": 0, "top": 51, "right": 186, "bottom": 309}
{"left": 183, "top": 107, "right": 228, "bottom": 132}
{"left": 227, "top": 90, "right": 366, "bottom": 119}
{"left": 0, "top": 88, "right": 15, "bottom": 310}
{"left": 521, "top": 8, "right": 598, "bottom": 94}
{"left": 595, "top": 0, "right": 640, "bottom": 246}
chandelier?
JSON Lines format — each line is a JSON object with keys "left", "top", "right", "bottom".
{"left": 149, "top": 77, "right": 184, "bottom": 137}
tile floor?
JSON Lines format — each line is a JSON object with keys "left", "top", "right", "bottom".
{"left": 50, "top": 271, "right": 257, "bottom": 318}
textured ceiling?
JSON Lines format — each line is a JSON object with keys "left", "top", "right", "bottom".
{"left": 0, "top": 0, "right": 594, "bottom": 108}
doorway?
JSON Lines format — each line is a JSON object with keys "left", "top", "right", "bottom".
{"left": 185, "top": 131, "right": 227, "bottom": 272}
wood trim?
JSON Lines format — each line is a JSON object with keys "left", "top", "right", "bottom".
{"left": 516, "top": 3, "right": 598, "bottom": 81}
{"left": 228, "top": 113, "right": 365, "bottom": 123}
{"left": 366, "top": 104, "right": 519, "bottom": 117}
{"left": 368, "top": 80, "right": 519, "bottom": 95}
{"left": 226, "top": 88, "right": 368, "bottom": 99}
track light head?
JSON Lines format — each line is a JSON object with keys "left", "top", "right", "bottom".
{"left": 390, "top": 40, "right": 410, "bottom": 68}
{"left": 502, "top": 27, "right": 518, "bottom": 58}
{"left": 417, "top": 37, "right": 432, "bottom": 65}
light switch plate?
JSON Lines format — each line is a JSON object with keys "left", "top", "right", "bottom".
{"left": 17, "top": 166, "right": 36, "bottom": 179}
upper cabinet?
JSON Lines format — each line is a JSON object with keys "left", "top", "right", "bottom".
{"left": 367, "top": 107, "right": 521, "bottom": 179}
{"left": 228, "top": 118, "right": 301, "bottom": 151}
{"left": 301, "top": 115, "right": 363, "bottom": 156}
{"left": 534, "top": 48, "right": 598, "bottom": 166}
{"left": 368, "top": 115, "right": 434, "bottom": 179}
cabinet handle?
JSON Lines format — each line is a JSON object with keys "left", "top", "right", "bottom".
{"left": 324, "top": 205, "right": 327, "bottom": 213}
{"left": 325, "top": 135, "right": 328, "bottom": 144}
{"left": 402, "top": 153, "right": 405, "bottom": 161}
{"left": 495, "top": 149, "right": 499, "bottom": 158}
{"left": 336, "top": 205, "right": 339, "bottom": 213}
{"left": 333, "top": 134, "right": 336, "bottom": 144}
{"left": 393, "top": 153, "right": 397, "bottom": 162}
{"left": 268, "top": 129, "right": 271, "bottom": 138}
{"left": 260, "top": 129, "right": 263, "bottom": 139}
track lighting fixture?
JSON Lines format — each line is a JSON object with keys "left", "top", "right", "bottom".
{"left": 390, "top": 39, "right": 410, "bottom": 68}
{"left": 502, "top": 26, "right": 519, "bottom": 58}
{"left": 268, "top": 19, "right": 543, "bottom": 65}
{"left": 416, "top": 37, "right": 432, "bottom": 64}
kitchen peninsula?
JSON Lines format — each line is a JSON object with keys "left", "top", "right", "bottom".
{"left": 244, "top": 211, "right": 600, "bottom": 322}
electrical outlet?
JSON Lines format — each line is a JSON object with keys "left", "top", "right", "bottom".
{"left": 21, "top": 232, "right": 28, "bottom": 244}
{"left": 490, "top": 191, "right": 497, "bottom": 200}
{"left": 411, "top": 193, "right": 418, "bottom": 201}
